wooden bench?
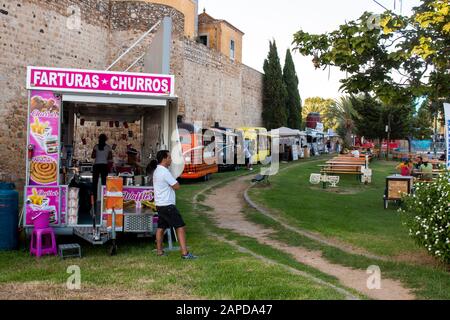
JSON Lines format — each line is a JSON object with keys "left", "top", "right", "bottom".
{"left": 319, "top": 164, "right": 363, "bottom": 176}
{"left": 319, "top": 157, "right": 366, "bottom": 182}
{"left": 252, "top": 174, "right": 270, "bottom": 185}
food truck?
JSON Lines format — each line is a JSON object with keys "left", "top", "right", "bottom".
{"left": 23, "top": 66, "right": 182, "bottom": 249}
{"left": 178, "top": 122, "right": 219, "bottom": 181}
{"left": 273, "top": 127, "right": 306, "bottom": 161}
{"left": 236, "top": 127, "right": 271, "bottom": 164}
{"left": 210, "top": 124, "right": 240, "bottom": 172}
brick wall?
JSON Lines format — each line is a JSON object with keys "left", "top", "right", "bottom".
{"left": 172, "top": 39, "right": 263, "bottom": 129}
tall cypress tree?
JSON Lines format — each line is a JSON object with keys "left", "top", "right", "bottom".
{"left": 283, "top": 49, "right": 302, "bottom": 129}
{"left": 263, "top": 41, "right": 287, "bottom": 130}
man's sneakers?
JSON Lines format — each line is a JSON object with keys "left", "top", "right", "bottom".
{"left": 182, "top": 252, "right": 198, "bottom": 260}
{"left": 156, "top": 250, "right": 167, "bottom": 257}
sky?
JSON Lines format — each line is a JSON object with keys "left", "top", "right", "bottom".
{"left": 197, "top": 0, "right": 422, "bottom": 100}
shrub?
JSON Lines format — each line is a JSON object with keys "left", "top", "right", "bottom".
{"left": 401, "top": 172, "right": 450, "bottom": 264}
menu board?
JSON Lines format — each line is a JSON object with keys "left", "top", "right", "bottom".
{"left": 25, "top": 186, "right": 60, "bottom": 226}
{"left": 101, "top": 186, "right": 156, "bottom": 214}
{"left": 27, "top": 90, "right": 60, "bottom": 186}
{"left": 388, "top": 180, "right": 409, "bottom": 199}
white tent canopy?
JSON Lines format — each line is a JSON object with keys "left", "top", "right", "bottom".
{"left": 272, "top": 127, "right": 304, "bottom": 137}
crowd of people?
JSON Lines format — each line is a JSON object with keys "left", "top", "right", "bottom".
{"left": 396, "top": 155, "right": 439, "bottom": 180}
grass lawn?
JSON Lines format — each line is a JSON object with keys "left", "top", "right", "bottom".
{"left": 0, "top": 167, "right": 347, "bottom": 300}
{"left": 247, "top": 159, "right": 450, "bottom": 299}
{"left": 249, "top": 159, "right": 421, "bottom": 257}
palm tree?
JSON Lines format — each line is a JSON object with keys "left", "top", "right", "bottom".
{"left": 327, "top": 97, "right": 360, "bottom": 147}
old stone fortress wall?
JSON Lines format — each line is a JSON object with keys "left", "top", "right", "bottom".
{"left": 0, "top": 0, "right": 263, "bottom": 186}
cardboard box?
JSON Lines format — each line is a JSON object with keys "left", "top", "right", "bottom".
{"left": 106, "top": 176, "right": 123, "bottom": 197}
{"left": 105, "top": 214, "right": 124, "bottom": 229}
{"left": 105, "top": 197, "right": 123, "bottom": 211}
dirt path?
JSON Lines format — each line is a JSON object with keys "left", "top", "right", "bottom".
{"left": 203, "top": 176, "right": 415, "bottom": 300}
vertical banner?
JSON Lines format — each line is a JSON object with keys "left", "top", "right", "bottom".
{"left": 444, "top": 103, "right": 450, "bottom": 170}
{"left": 27, "top": 90, "right": 60, "bottom": 186}
{"left": 24, "top": 186, "right": 60, "bottom": 226}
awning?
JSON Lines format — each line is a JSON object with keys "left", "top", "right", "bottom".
{"left": 62, "top": 92, "right": 174, "bottom": 107}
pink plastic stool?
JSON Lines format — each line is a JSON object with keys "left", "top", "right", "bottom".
{"left": 30, "top": 227, "right": 57, "bottom": 258}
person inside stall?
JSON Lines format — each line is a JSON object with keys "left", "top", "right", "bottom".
{"left": 126, "top": 144, "right": 141, "bottom": 175}
{"left": 91, "top": 134, "right": 113, "bottom": 202}
{"left": 145, "top": 159, "right": 158, "bottom": 186}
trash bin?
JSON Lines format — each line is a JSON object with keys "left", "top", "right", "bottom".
{"left": 0, "top": 182, "right": 19, "bottom": 250}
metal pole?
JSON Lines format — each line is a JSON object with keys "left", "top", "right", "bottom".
{"left": 434, "top": 113, "right": 438, "bottom": 157}
{"left": 124, "top": 53, "right": 146, "bottom": 72}
{"left": 387, "top": 114, "right": 391, "bottom": 161}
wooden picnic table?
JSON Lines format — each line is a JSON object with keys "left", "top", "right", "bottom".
{"left": 412, "top": 170, "right": 443, "bottom": 176}
{"left": 326, "top": 161, "right": 365, "bottom": 165}
{"left": 322, "top": 163, "right": 363, "bottom": 169}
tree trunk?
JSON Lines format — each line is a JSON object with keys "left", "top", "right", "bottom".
{"left": 345, "top": 131, "right": 352, "bottom": 148}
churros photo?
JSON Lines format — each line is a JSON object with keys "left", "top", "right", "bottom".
{"left": 30, "top": 156, "right": 57, "bottom": 185}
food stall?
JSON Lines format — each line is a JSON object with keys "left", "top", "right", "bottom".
{"left": 306, "top": 128, "right": 324, "bottom": 156}
{"left": 210, "top": 124, "right": 240, "bottom": 172}
{"left": 23, "top": 66, "right": 182, "bottom": 246}
{"left": 236, "top": 127, "right": 271, "bottom": 164}
{"left": 178, "top": 122, "right": 219, "bottom": 181}
{"left": 272, "top": 127, "right": 306, "bottom": 161}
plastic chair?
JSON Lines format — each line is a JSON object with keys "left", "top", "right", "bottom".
{"left": 30, "top": 227, "right": 57, "bottom": 258}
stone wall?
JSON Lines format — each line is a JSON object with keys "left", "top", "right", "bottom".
{"left": 0, "top": 0, "right": 112, "bottom": 187}
{"left": 172, "top": 39, "right": 263, "bottom": 129}
{"left": 0, "top": 0, "right": 185, "bottom": 187}
{"left": 109, "top": 1, "right": 185, "bottom": 72}
{"left": 0, "top": 0, "right": 263, "bottom": 188}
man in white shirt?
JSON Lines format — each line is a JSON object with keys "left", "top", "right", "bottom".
{"left": 153, "top": 150, "right": 197, "bottom": 260}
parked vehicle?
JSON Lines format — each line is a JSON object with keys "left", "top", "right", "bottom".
{"left": 235, "top": 127, "right": 271, "bottom": 164}
{"left": 178, "top": 122, "right": 219, "bottom": 181}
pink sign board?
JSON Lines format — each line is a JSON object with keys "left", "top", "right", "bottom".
{"left": 27, "top": 66, "right": 175, "bottom": 96}
{"left": 27, "top": 90, "right": 60, "bottom": 186}
{"left": 25, "top": 186, "right": 60, "bottom": 226}
{"left": 101, "top": 186, "right": 155, "bottom": 213}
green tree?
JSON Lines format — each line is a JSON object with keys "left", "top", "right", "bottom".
{"left": 382, "top": 103, "right": 415, "bottom": 141}
{"left": 263, "top": 40, "right": 288, "bottom": 130}
{"left": 302, "top": 97, "right": 336, "bottom": 130}
{"left": 413, "top": 105, "right": 434, "bottom": 140}
{"left": 293, "top": 0, "right": 450, "bottom": 108}
{"left": 350, "top": 95, "right": 415, "bottom": 152}
{"left": 283, "top": 49, "right": 302, "bottom": 129}
{"left": 327, "top": 97, "right": 359, "bottom": 147}
{"left": 350, "top": 94, "right": 383, "bottom": 140}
